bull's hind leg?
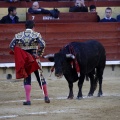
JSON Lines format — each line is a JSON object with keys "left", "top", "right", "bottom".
{"left": 77, "top": 74, "right": 85, "bottom": 100}
{"left": 88, "top": 72, "right": 95, "bottom": 97}
{"left": 97, "top": 68, "right": 104, "bottom": 97}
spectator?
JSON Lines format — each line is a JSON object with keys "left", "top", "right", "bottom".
{"left": 100, "top": 7, "right": 117, "bottom": 22}
{"left": 69, "top": 0, "right": 88, "bottom": 12}
{"left": 0, "top": 6, "right": 19, "bottom": 24}
{"left": 28, "top": 1, "right": 51, "bottom": 14}
{"left": 89, "top": 5, "right": 100, "bottom": 22}
{"left": 116, "top": 14, "right": 120, "bottom": 22}
{"left": 28, "top": 1, "right": 60, "bottom": 18}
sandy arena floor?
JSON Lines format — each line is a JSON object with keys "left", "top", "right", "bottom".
{"left": 0, "top": 77, "right": 120, "bottom": 120}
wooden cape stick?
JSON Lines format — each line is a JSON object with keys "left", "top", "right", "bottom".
{"left": 37, "top": 59, "right": 45, "bottom": 96}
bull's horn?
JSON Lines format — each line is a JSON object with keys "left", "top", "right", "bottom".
{"left": 66, "top": 54, "right": 75, "bottom": 59}
{"left": 44, "top": 54, "right": 54, "bottom": 58}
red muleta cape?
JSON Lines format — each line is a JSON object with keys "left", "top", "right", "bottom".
{"left": 10, "top": 47, "right": 40, "bottom": 79}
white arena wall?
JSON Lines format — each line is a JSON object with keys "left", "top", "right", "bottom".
{"left": 0, "top": 61, "right": 120, "bottom": 81}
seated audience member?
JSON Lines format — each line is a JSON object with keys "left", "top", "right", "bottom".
{"left": 0, "top": 6, "right": 19, "bottom": 24}
{"left": 69, "top": 0, "right": 88, "bottom": 12}
{"left": 100, "top": 7, "right": 117, "bottom": 22}
{"left": 89, "top": 5, "right": 100, "bottom": 22}
{"left": 28, "top": 1, "right": 51, "bottom": 14}
{"left": 28, "top": 1, "right": 60, "bottom": 18}
{"left": 116, "top": 14, "right": 120, "bottom": 22}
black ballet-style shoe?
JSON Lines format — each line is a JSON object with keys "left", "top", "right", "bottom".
{"left": 44, "top": 96, "right": 50, "bottom": 103}
{"left": 23, "top": 101, "right": 31, "bottom": 105}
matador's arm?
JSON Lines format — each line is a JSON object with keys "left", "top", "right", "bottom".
{"left": 36, "top": 34, "right": 46, "bottom": 56}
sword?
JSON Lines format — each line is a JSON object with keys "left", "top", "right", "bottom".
{"left": 36, "top": 58, "right": 45, "bottom": 96}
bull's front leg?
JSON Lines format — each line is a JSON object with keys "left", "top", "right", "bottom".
{"left": 77, "top": 74, "right": 85, "bottom": 100}
{"left": 98, "top": 79, "right": 103, "bottom": 97}
{"left": 97, "top": 68, "right": 104, "bottom": 97}
{"left": 67, "top": 81, "right": 74, "bottom": 99}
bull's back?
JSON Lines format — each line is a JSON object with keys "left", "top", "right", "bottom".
{"left": 70, "top": 40, "right": 106, "bottom": 74}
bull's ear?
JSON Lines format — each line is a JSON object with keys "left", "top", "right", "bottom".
{"left": 43, "top": 54, "right": 54, "bottom": 62}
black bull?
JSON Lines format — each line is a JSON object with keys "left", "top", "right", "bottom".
{"left": 44, "top": 40, "right": 106, "bottom": 99}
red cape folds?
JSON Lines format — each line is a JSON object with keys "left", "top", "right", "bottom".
{"left": 11, "top": 47, "right": 40, "bottom": 79}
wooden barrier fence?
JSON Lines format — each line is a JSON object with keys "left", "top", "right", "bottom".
{"left": 0, "top": 22, "right": 120, "bottom": 63}
{"left": 26, "top": 12, "right": 98, "bottom": 23}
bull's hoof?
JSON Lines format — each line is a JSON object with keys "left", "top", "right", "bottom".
{"left": 67, "top": 95, "right": 74, "bottom": 99}
{"left": 88, "top": 93, "right": 93, "bottom": 97}
{"left": 76, "top": 96, "right": 83, "bottom": 100}
{"left": 97, "top": 92, "right": 103, "bottom": 97}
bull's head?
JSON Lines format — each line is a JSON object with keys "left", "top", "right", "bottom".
{"left": 44, "top": 53, "right": 75, "bottom": 78}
